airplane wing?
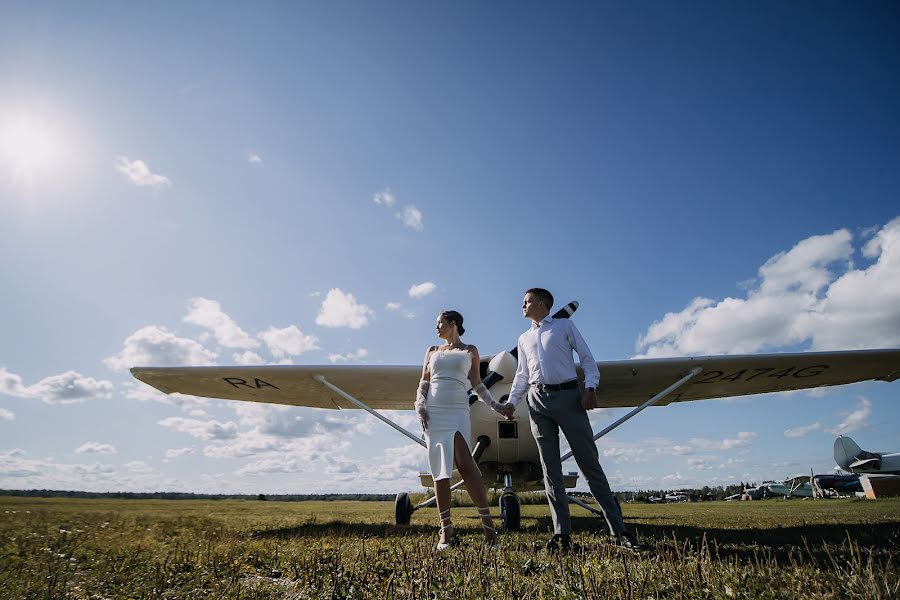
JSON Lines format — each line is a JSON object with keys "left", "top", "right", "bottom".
{"left": 131, "top": 365, "right": 421, "bottom": 410}
{"left": 592, "top": 349, "right": 900, "bottom": 408}
{"left": 131, "top": 348, "right": 900, "bottom": 411}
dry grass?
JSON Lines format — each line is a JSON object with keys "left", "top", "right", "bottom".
{"left": 1, "top": 496, "right": 898, "bottom": 599}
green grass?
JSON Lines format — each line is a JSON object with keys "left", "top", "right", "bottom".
{"left": 1, "top": 496, "right": 898, "bottom": 599}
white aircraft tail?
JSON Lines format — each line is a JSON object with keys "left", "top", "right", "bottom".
{"left": 834, "top": 435, "right": 863, "bottom": 470}
{"left": 834, "top": 435, "right": 884, "bottom": 471}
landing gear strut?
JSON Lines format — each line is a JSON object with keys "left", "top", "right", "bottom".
{"left": 499, "top": 473, "right": 521, "bottom": 531}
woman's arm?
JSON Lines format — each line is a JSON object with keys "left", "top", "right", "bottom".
{"left": 467, "top": 345, "right": 504, "bottom": 414}
{"left": 416, "top": 346, "right": 435, "bottom": 429}
{"left": 421, "top": 346, "right": 436, "bottom": 380}
{"left": 467, "top": 345, "right": 482, "bottom": 387}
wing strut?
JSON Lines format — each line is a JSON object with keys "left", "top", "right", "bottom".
{"left": 313, "top": 375, "right": 426, "bottom": 448}
{"left": 561, "top": 366, "right": 703, "bottom": 463}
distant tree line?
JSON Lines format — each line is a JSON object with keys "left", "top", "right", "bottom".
{"left": 1, "top": 484, "right": 759, "bottom": 503}
{"left": 0, "top": 489, "right": 394, "bottom": 502}
{"left": 613, "top": 484, "right": 756, "bottom": 502}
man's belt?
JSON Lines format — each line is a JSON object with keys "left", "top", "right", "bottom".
{"left": 531, "top": 380, "right": 578, "bottom": 392}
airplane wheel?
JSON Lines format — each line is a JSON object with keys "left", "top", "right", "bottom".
{"left": 395, "top": 492, "right": 413, "bottom": 525}
{"left": 499, "top": 493, "right": 521, "bottom": 531}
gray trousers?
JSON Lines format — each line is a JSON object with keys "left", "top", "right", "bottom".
{"left": 528, "top": 386, "right": 625, "bottom": 536}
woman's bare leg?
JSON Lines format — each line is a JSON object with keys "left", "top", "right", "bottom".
{"left": 453, "top": 431, "right": 497, "bottom": 544}
{"left": 434, "top": 478, "right": 453, "bottom": 545}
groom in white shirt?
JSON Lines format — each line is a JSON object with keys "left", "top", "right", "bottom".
{"left": 503, "top": 288, "right": 646, "bottom": 552}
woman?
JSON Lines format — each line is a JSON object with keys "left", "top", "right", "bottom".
{"left": 415, "top": 310, "right": 507, "bottom": 550}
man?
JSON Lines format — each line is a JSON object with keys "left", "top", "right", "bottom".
{"left": 502, "top": 288, "right": 646, "bottom": 552}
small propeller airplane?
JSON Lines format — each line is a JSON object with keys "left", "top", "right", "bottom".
{"left": 131, "top": 301, "right": 900, "bottom": 530}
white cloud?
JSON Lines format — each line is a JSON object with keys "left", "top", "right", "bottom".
{"left": 183, "top": 298, "right": 258, "bottom": 349}
{"left": 114, "top": 156, "right": 170, "bottom": 188}
{"left": 784, "top": 422, "right": 822, "bottom": 438}
{"left": 233, "top": 404, "right": 367, "bottom": 438}
{"left": 75, "top": 442, "right": 117, "bottom": 455}
{"left": 829, "top": 397, "right": 871, "bottom": 433}
{"left": 635, "top": 218, "right": 900, "bottom": 357}
{"left": 158, "top": 417, "right": 239, "bottom": 440}
{"left": 198, "top": 405, "right": 366, "bottom": 471}
{"left": 0, "top": 448, "right": 186, "bottom": 493}
{"left": 385, "top": 302, "right": 417, "bottom": 319}
{"left": 236, "top": 455, "right": 308, "bottom": 475}
{"left": 808, "top": 218, "right": 900, "bottom": 350}
{"left": 690, "top": 431, "right": 758, "bottom": 451}
{"left": 396, "top": 205, "right": 424, "bottom": 231}
{"left": 372, "top": 188, "right": 395, "bottom": 207}
{"left": 315, "top": 289, "right": 374, "bottom": 329}
{"left": 0, "top": 368, "right": 113, "bottom": 404}
{"left": 104, "top": 326, "right": 217, "bottom": 371}
{"left": 372, "top": 189, "right": 424, "bottom": 232}
{"left": 327, "top": 348, "right": 368, "bottom": 363}
{"left": 258, "top": 325, "right": 319, "bottom": 358}
{"left": 248, "top": 153, "right": 262, "bottom": 164}
{"left": 0, "top": 408, "right": 13, "bottom": 421}
{"left": 164, "top": 447, "right": 194, "bottom": 461}
{"left": 408, "top": 281, "right": 436, "bottom": 299}
{"left": 366, "top": 444, "right": 428, "bottom": 483}
{"left": 232, "top": 351, "right": 265, "bottom": 365}
{"left": 123, "top": 381, "right": 208, "bottom": 415}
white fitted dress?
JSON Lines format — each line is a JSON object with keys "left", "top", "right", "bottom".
{"left": 425, "top": 349, "right": 473, "bottom": 481}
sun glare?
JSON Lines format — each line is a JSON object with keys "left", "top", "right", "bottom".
{"left": 1, "top": 113, "right": 66, "bottom": 184}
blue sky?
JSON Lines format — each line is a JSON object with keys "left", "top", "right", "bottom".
{"left": 1, "top": 2, "right": 899, "bottom": 494}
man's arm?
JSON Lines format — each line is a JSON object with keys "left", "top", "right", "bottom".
{"left": 567, "top": 321, "right": 599, "bottom": 388}
{"left": 507, "top": 338, "right": 530, "bottom": 409}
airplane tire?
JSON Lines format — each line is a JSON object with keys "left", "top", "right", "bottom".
{"left": 499, "top": 493, "right": 520, "bottom": 531}
{"left": 395, "top": 492, "right": 413, "bottom": 525}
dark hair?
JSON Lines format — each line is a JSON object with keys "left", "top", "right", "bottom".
{"left": 441, "top": 310, "right": 465, "bottom": 335}
{"left": 525, "top": 288, "right": 554, "bottom": 310}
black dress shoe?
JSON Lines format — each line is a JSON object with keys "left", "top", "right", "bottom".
{"left": 545, "top": 533, "right": 572, "bottom": 553}
{"left": 614, "top": 532, "right": 647, "bottom": 552}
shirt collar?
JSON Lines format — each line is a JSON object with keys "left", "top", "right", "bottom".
{"left": 532, "top": 315, "right": 554, "bottom": 329}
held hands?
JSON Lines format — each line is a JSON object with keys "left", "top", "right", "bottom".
{"left": 581, "top": 389, "right": 597, "bottom": 411}
{"left": 473, "top": 383, "right": 515, "bottom": 420}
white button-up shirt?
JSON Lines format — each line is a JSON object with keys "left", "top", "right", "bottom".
{"left": 507, "top": 316, "right": 600, "bottom": 407}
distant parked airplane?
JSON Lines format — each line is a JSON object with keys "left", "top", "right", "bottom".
{"left": 761, "top": 475, "right": 813, "bottom": 498}
{"left": 833, "top": 436, "right": 900, "bottom": 475}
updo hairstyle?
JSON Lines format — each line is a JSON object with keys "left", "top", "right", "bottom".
{"left": 441, "top": 310, "right": 465, "bottom": 335}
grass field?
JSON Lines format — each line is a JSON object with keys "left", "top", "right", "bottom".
{"left": 1, "top": 495, "right": 898, "bottom": 599}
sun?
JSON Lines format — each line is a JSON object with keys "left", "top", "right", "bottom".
{"left": 0, "top": 113, "right": 66, "bottom": 184}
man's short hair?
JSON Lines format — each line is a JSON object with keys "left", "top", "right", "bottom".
{"left": 526, "top": 288, "right": 554, "bottom": 311}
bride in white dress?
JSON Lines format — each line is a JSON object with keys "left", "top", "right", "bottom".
{"left": 415, "top": 310, "right": 507, "bottom": 550}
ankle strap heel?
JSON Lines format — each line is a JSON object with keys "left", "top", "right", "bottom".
{"left": 477, "top": 506, "right": 500, "bottom": 550}
{"left": 437, "top": 509, "right": 454, "bottom": 551}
